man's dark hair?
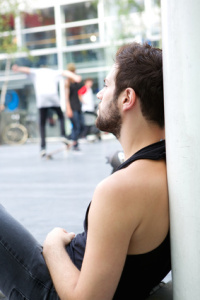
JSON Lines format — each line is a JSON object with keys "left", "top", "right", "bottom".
{"left": 114, "top": 42, "right": 164, "bottom": 128}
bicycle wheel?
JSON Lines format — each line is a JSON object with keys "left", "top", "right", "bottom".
{"left": 2, "top": 123, "right": 28, "bottom": 145}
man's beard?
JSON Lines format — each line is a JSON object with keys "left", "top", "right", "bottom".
{"left": 96, "top": 100, "right": 122, "bottom": 139}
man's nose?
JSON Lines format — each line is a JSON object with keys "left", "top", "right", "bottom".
{"left": 96, "top": 89, "right": 103, "bottom": 99}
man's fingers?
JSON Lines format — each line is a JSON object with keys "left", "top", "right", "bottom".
{"left": 68, "top": 232, "right": 76, "bottom": 240}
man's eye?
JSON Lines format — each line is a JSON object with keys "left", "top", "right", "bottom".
{"left": 103, "top": 84, "right": 107, "bottom": 88}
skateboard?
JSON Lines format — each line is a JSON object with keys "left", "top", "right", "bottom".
{"left": 46, "top": 143, "right": 71, "bottom": 160}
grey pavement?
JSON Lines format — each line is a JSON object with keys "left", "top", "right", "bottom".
{"left": 0, "top": 136, "right": 121, "bottom": 299}
{"left": 0, "top": 136, "right": 121, "bottom": 244}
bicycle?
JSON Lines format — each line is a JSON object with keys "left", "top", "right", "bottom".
{"left": 1, "top": 111, "right": 38, "bottom": 145}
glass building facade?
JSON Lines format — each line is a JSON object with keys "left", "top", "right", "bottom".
{"left": 0, "top": 0, "right": 161, "bottom": 141}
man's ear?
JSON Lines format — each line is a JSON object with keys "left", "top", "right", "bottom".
{"left": 122, "top": 88, "right": 137, "bottom": 111}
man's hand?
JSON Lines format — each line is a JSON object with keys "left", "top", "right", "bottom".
{"left": 66, "top": 108, "right": 73, "bottom": 119}
{"left": 0, "top": 104, "right": 5, "bottom": 112}
{"left": 12, "top": 64, "right": 19, "bottom": 72}
{"left": 43, "top": 227, "right": 75, "bottom": 252}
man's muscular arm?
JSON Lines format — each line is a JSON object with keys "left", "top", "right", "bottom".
{"left": 43, "top": 172, "right": 139, "bottom": 300}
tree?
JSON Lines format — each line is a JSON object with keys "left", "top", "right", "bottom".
{"left": 0, "top": 0, "right": 31, "bottom": 111}
{"left": 102, "top": 0, "right": 161, "bottom": 49}
{"left": 103, "top": 0, "right": 143, "bottom": 41}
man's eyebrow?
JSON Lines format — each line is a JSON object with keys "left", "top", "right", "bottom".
{"left": 104, "top": 78, "right": 109, "bottom": 83}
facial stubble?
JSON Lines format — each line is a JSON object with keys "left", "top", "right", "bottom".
{"left": 96, "top": 99, "right": 122, "bottom": 139}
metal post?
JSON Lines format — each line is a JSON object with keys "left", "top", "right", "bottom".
{"left": 161, "top": 0, "right": 200, "bottom": 299}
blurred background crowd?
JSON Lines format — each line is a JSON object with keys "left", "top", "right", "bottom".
{"left": 0, "top": 0, "right": 161, "bottom": 147}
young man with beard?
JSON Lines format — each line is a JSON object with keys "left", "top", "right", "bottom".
{"left": 0, "top": 42, "right": 171, "bottom": 300}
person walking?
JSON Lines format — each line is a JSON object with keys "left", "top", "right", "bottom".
{"left": 78, "top": 78, "right": 101, "bottom": 139}
{"left": 65, "top": 63, "right": 84, "bottom": 151}
{"left": 78, "top": 78, "right": 94, "bottom": 113}
{"left": 12, "top": 64, "right": 81, "bottom": 156}
{"left": 0, "top": 42, "right": 171, "bottom": 300}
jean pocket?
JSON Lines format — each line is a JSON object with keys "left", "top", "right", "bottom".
{"left": 10, "top": 288, "right": 28, "bottom": 300}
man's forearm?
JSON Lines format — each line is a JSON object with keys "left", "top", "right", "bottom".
{"left": 43, "top": 228, "right": 80, "bottom": 300}
{"left": 44, "top": 245, "right": 80, "bottom": 299}
{"left": 62, "top": 70, "right": 81, "bottom": 83}
{"left": 12, "top": 64, "right": 30, "bottom": 74}
{"left": 65, "top": 84, "right": 73, "bottom": 117}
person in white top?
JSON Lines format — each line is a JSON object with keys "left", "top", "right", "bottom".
{"left": 78, "top": 78, "right": 94, "bottom": 113}
{"left": 12, "top": 65, "right": 81, "bottom": 156}
{"left": 78, "top": 78, "right": 99, "bottom": 138}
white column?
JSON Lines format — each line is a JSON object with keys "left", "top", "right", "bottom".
{"left": 54, "top": 3, "right": 65, "bottom": 111}
{"left": 161, "top": 0, "right": 200, "bottom": 299}
{"left": 15, "top": 16, "right": 22, "bottom": 48}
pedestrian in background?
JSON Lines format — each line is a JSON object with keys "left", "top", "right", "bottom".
{"left": 65, "top": 63, "right": 84, "bottom": 151}
{"left": 78, "top": 78, "right": 94, "bottom": 113}
{"left": 78, "top": 78, "right": 100, "bottom": 139}
{"left": 12, "top": 64, "right": 81, "bottom": 156}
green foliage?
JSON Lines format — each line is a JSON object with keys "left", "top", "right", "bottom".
{"left": 0, "top": 0, "right": 27, "bottom": 16}
{"left": 103, "top": 0, "right": 145, "bottom": 42}
{"left": 0, "top": 0, "right": 30, "bottom": 55}
{"left": 103, "top": 0, "right": 143, "bottom": 16}
{"left": 0, "top": 0, "right": 31, "bottom": 108}
{"left": 0, "top": 35, "right": 18, "bottom": 54}
{"left": 154, "top": 0, "right": 161, "bottom": 7}
{"left": 0, "top": 14, "right": 16, "bottom": 54}
{"left": 113, "top": 0, "right": 143, "bottom": 15}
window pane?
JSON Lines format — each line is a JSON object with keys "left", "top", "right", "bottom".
{"left": 104, "top": 0, "right": 144, "bottom": 16}
{"left": 0, "top": 59, "right": 7, "bottom": 71}
{"left": 150, "top": 40, "right": 160, "bottom": 48}
{"left": 63, "top": 24, "right": 99, "bottom": 46}
{"left": 14, "top": 54, "right": 58, "bottom": 68}
{"left": 23, "top": 30, "right": 56, "bottom": 50}
{"left": 61, "top": 1, "right": 97, "bottom": 23}
{"left": 63, "top": 48, "right": 105, "bottom": 70}
{"left": 22, "top": 7, "right": 55, "bottom": 29}
{"left": 104, "top": 14, "right": 143, "bottom": 42}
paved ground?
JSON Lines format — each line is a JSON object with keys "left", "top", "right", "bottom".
{"left": 0, "top": 136, "right": 171, "bottom": 299}
{"left": 0, "top": 136, "right": 121, "bottom": 243}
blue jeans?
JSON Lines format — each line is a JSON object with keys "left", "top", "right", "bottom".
{"left": 70, "top": 111, "right": 84, "bottom": 143}
{"left": 0, "top": 204, "right": 59, "bottom": 300}
{"left": 39, "top": 107, "right": 66, "bottom": 150}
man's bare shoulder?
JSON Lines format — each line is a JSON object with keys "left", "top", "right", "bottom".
{"left": 93, "top": 158, "right": 167, "bottom": 210}
{"left": 88, "top": 158, "right": 169, "bottom": 255}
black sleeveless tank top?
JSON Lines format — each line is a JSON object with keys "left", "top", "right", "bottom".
{"left": 69, "top": 82, "right": 81, "bottom": 111}
{"left": 67, "top": 140, "right": 171, "bottom": 299}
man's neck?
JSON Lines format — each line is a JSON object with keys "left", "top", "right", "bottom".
{"left": 119, "top": 123, "right": 165, "bottom": 161}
